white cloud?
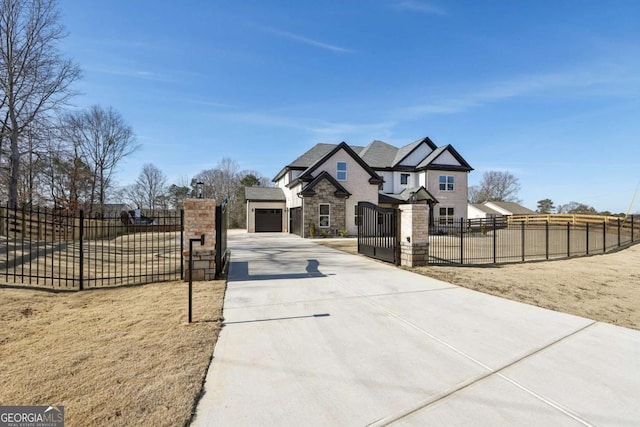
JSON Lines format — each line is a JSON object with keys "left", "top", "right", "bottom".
{"left": 87, "top": 67, "right": 176, "bottom": 82}
{"left": 213, "top": 110, "right": 394, "bottom": 139}
{"left": 393, "top": 0, "right": 446, "bottom": 16}
{"left": 399, "top": 64, "right": 640, "bottom": 118}
{"left": 310, "top": 120, "right": 396, "bottom": 138}
{"left": 258, "top": 26, "right": 353, "bottom": 53}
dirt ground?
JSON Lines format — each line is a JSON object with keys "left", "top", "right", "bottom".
{"left": 0, "top": 279, "right": 226, "bottom": 427}
{"left": 316, "top": 239, "right": 640, "bottom": 330}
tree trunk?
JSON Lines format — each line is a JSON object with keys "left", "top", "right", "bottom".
{"left": 9, "top": 129, "right": 20, "bottom": 209}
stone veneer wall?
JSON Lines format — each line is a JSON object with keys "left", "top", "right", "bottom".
{"left": 302, "top": 179, "right": 346, "bottom": 237}
{"left": 399, "top": 204, "right": 429, "bottom": 267}
{"left": 183, "top": 198, "right": 216, "bottom": 281}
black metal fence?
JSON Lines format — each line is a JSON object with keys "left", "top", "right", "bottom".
{"left": 215, "top": 200, "right": 228, "bottom": 278}
{"left": 429, "top": 215, "right": 638, "bottom": 265}
{"left": 0, "top": 205, "right": 184, "bottom": 290}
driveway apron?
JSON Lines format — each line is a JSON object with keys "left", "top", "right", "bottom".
{"left": 192, "top": 231, "right": 640, "bottom": 427}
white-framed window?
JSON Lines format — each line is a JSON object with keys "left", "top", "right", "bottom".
{"left": 337, "top": 162, "right": 347, "bottom": 181}
{"left": 439, "top": 175, "right": 455, "bottom": 191}
{"left": 439, "top": 207, "right": 455, "bottom": 225}
{"left": 319, "top": 204, "right": 330, "bottom": 228}
{"left": 400, "top": 173, "right": 410, "bottom": 185}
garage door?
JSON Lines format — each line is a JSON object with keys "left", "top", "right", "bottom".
{"left": 255, "top": 209, "right": 283, "bottom": 232}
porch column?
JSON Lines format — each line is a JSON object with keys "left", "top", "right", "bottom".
{"left": 398, "top": 204, "right": 429, "bottom": 267}
{"left": 183, "top": 198, "right": 217, "bottom": 281}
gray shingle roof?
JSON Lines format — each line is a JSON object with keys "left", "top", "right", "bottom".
{"left": 273, "top": 136, "right": 472, "bottom": 182}
{"left": 358, "top": 140, "right": 398, "bottom": 168}
{"left": 288, "top": 143, "right": 337, "bottom": 168}
{"left": 244, "top": 187, "right": 286, "bottom": 201}
{"left": 296, "top": 142, "right": 383, "bottom": 186}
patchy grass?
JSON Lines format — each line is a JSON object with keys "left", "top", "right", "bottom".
{"left": 316, "top": 239, "right": 640, "bottom": 330}
{"left": 0, "top": 279, "right": 226, "bottom": 426}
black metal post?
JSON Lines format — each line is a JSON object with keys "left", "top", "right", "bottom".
{"left": 79, "top": 210, "right": 84, "bottom": 290}
{"left": 521, "top": 220, "right": 525, "bottom": 262}
{"left": 602, "top": 221, "right": 606, "bottom": 253}
{"left": 586, "top": 223, "right": 590, "bottom": 255}
{"left": 567, "top": 222, "right": 571, "bottom": 257}
{"left": 180, "top": 209, "right": 184, "bottom": 280}
{"left": 545, "top": 220, "right": 549, "bottom": 260}
{"left": 632, "top": 215, "right": 635, "bottom": 243}
{"left": 492, "top": 216, "right": 497, "bottom": 264}
{"left": 459, "top": 218, "right": 464, "bottom": 265}
{"left": 188, "top": 234, "right": 205, "bottom": 323}
{"left": 617, "top": 218, "right": 621, "bottom": 247}
{"left": 394, "top": 207, "right": 400, "bottom": 266}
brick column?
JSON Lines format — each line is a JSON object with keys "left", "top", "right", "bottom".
{"left": 398, "top": 204, "right": 429, "bottom": 267}
{"left": 183, "top": 198, "right": 217, "bottom": 281}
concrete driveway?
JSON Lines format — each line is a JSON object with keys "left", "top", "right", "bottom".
{"left": 192, "top": 231, "right": 640, "bottom": 426}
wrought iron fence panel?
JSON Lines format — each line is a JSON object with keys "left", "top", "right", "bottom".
{"left": 0, "top": 204, "right": 183, "bottom": 290}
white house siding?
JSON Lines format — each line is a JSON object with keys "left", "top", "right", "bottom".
{"left": 418, "top": 172, "right": 426, "bottom": 187}
{"left": 431, "top": 149, "right": 461, "bottom": 166}
{"left": 314, "top": 149, "right": 379, "bottom": 235}
{"left": 425, "top": 170, "right": 469, "bottom": 220}
{"left": 392, "top": 171, "right": 416, "bottom": 193}
{"left": 399, "top": 143, "right": 433, "bottom": 166}
{"left": 468, "top": 204, "right": 487, "bottom": 219}
{"left": 379, "top": 171, "right": 393, "bottom": 193}
{"left": 276, "top": 177, "right": 302, "bottom": 209}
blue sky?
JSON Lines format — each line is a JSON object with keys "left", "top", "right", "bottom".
{"left": 57, "top": 0, "right": 640, "bottom": 213}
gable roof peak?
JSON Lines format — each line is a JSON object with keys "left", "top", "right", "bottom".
{"left": 296, "top": 141, "right": 383, "bottom": 185}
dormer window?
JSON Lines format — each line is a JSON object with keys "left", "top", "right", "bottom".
{"left": 337, "top": 162, "right": 347, "bottom": 181}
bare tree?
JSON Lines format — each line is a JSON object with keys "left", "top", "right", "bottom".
{"left": 0, "top": 0, "right": 81, "bottom": 208}
{"left": 132, "top": 163, "right": 167, "bottom": 209}
{"left": 193, "top": 159, "right": 274, "bottom": 228}
{"left": 470, "top": 171, "right": 521, "bottom": 203}
{"left": 42, "top": 120, "right": 93, "bottom": 211}
{"left": 61, "top": 105, "right": 139, "bottom": 213}
{"left": 194, "top": 157, "right": 241, "bottom": 203}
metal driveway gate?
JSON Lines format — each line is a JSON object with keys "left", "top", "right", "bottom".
{"left": 215, "top": 200, "right": 228, "bottom": 278}
{"left": 357, "top": 202, "right": 400, "bottom": 265}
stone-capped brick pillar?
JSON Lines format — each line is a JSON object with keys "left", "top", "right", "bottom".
{"left": 183, "top": 198, "right": 216, "bottom": 281}
{"left": 399, "top": 204, "right": 429, "bottom": 267}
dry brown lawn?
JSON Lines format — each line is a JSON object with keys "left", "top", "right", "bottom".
{"left": 0, "top": 279, "right": 226, "bottom": 427}
{"left": 316, "top": 239, "right": 640, "bottom": 330}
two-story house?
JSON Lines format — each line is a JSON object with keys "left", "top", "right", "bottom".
{"left": 245, "top": 136, "right": 473, "bottom": 236}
